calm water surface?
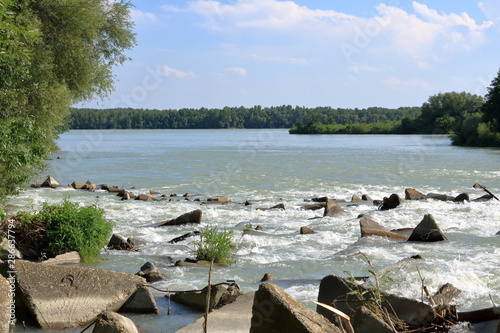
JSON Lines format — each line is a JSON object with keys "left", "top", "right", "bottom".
{"left": 8, "top": 129, "right": 500, "bottom": 333}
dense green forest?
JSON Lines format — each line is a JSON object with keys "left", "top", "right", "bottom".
{"left": 69, "top": 106, "right": 420, "bottom": 129}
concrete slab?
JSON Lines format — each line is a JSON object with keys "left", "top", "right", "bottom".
{"left": 14, "top": 260, "right": 151, "bottom": 330}
{"left": 176, "top": 291, "right": 255, "bottom": 333}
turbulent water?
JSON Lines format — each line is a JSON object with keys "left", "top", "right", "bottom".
{"left": 7, "top": 129, "right": 500, "bottom": 333}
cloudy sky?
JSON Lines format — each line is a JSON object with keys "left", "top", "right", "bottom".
{"left": 79, "top": 0, "right": 500, "bottom": 110}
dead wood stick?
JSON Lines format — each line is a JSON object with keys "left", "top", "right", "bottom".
{"left": 473, "top": 183, "right": 499, "bottom": 201}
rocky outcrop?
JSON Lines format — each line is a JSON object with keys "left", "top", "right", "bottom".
{"left": 135, "top": 262, "right": 165, "bottom": 283}
{"left": 250, "top": 282, "right": 342, "bottom": 333}
{"left": 158, "top": 209, "right": 202, "bottom": 226}
{"left": 92, "top": 311, "right": 139, "bottom": 333}
{"left": 12, "top": 260, "right": 156, "bottom": 330}
{"left": 317, "top": 275, "right": 435, "bottom": 328}
{"left": 405, "top": 188, "right": 426, "bottom": 200}
{"left": 379, "top": 194, "right": 401, "bottom": 210}
{"left": 407, "top": 214, "right": 447, "bottom": 242}
{"left": 359, "top": 218, "right": 407, "bottom": 240}
{"left": 323, "top": 199, "right": 344, "bottom": 217}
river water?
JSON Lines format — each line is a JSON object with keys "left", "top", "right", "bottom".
{"left": 7, "top": 129, "right": 500, "bottom": 333}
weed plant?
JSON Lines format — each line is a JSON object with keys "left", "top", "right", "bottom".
{"left": 193, "top": 226, "right": 235, "bottom": 265}
{"left": 35, "top": 199, "right": 112, "bottom": 261}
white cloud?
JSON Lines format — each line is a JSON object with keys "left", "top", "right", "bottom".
{"left": 130, "top": 9, "right": 158, "bottom": 24}
{"left": 164, "top": 1, "right": 494, "bottom": 66}
{"left": 251, "top": 53, "right": 308, "bottom": 65}
{"left": 384, "top": 77, "right": 434, "bottom": 89}
{"left": 162, "top": 66, "right": 197, "bottom": 79}
{"left": 348, "top": 63, "right": 390, "bottom": 74}
{"left": 226, "top": 67, "right": 247, "bottom": 76}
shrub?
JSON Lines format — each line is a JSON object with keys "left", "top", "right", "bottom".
{"left": 35, "top": 200, "right": 113, "bottom": 261}
{"left": 192, "top": 226, "right": 236, "bottom": 265}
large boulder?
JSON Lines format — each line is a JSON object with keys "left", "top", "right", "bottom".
{"left": 405, "top": 188, "right": 426, "bottom": 200}
{"left": 359, "top": 218, "right": 407, "bottom": 240}
{"left": 317, "top": 275, "right": 435, "bottom": 328}
{"left": 71, "top": 180, "right": 85, "bottom": 189}
{"left": 379, "top": 194, "right": 401, "bottom": 210}
{"left": 407, "top": 214, "right": 447, "bottom": 242}
{"left": 11, "top": 260, "right": 156, "bottom": 330}
{"left": 92, "top": 311, "right": 138, "bottom": 333}
{"left": 158, "top": 209, "right": 202, "bottom": 226}
{"left": 250, "top": 282, "right": 342, "bottom": 333}
{"left": 323, "top": 199, "right": 344, "bottom": 217}
{"left": 0, "top": 275, "right": 12, "bottom": 333}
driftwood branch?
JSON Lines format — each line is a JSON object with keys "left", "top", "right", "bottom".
{"left": 311, "top": 300, "right": 355, "bottom": 333}
{"left": 473, "top": 183, "right": 499, "bottom": 201}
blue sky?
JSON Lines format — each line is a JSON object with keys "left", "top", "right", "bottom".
{"left": 79, "top": 0, "right": 500, "bottom": 110}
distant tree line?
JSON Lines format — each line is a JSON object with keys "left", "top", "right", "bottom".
{"left": 69, "top": 106, "right": 421, "bottom": 130}
{"left": 289, "top": 67, "right": 500, "bottom": 147}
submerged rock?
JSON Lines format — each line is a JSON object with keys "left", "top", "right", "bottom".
{"left": 407, "top": 214, "right": 447, "bottom": 242}
{"left": 323, "top": 199, "right": 344, "bottom": 217}
{"left": 158, "top": 209, "right": 202, "bottom": 226}
{"left": 405, "top": 188, "right": 426, "bottom": 200}
{"left": 108, "top": 234, "right": 135, "bottom": 250}
{"left": 168, "top": 231, "right": 200, "bottom": 244}
{"left": 359, "top": 218, "right": 407, "bottom": 240}
{"left": 379, "top": 193, "right": 401, "bottom": 210}
{"left": 453, "top": 193, "right": 470, "bottom": 203}
{"left": 300, "top": 226, "right": 316, "bottom": 234}
{"left": 169, "top": 283, "right": 242, "bottom": 312}
{"left": 135, "top": 262, "right": 165, "bottom": 283}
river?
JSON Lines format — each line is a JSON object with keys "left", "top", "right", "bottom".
{"left": 7, "top": 129, "right": 500, "bottom": 332}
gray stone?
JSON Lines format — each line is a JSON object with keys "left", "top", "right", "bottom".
{"left": 0, "top": 238, "right": 22, "bottom": 260}
{"left": 351, "top": 306, "right": 393, "bottom": 333}
{"left": 302, "top": 203, "right": 325, "bottom": 211}
{"left": 0, "top": 275, "right": 12, "bottom": 333}
{"left": 323, "top": 199, "right": 344, "bottom": 217}
{"left": 251, "top": 282, "right": 342, "bottom": 333}
{"left": 13, "top": 260, "right": 153, "bottom": 330}
{"left": 317, "top": 275, "right": 435, "bottom": 328}
{"left": 41, "top": 251, "right": 81, "bottom": 265}
{"left": 408, "top": 214, "right": 447, "bottom": 242}
{"left": 92, "top": 311, "right": 139, "bottom": 333}
{"left": 359, "top": 218, "right": 407, "bottom": 240}
{"left": 41, "top": 176, "right": 59, "bottom": 188}
{"left": 176, "top": 291, "right": 255, "bottom": 333}
{"left": 119, "top": 285, "right": 159, "bottom": 314}
{"left": 135, "top": 262, "right": 165, "bottom": 283}
{"left": 169, "top": 284, "right": 228, "bottom": 312}
{"left": 71, "top": 181, "right": 85, "bottom": 189}
{"left": 405, "top": 188, "right": 426, "bottom": 200}
{"left": 426, "top": 193, "right": 451, "bottom": 201}
{"left": 159, "top": 209, "right": 202, "bottom": 226}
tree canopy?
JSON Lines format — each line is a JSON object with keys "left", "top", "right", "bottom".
{"left": 0, "top": 0, "right": 136, "bottom": 200}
